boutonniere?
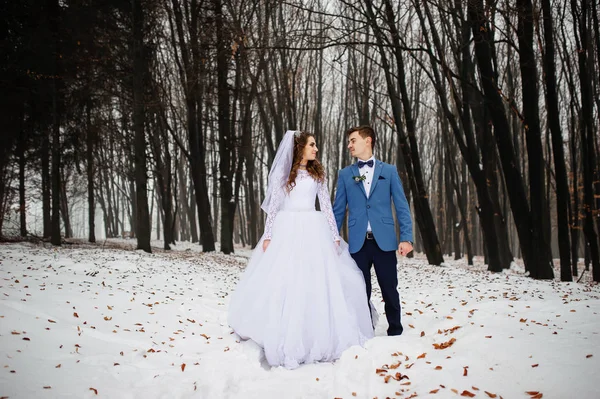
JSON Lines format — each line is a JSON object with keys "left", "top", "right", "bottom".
{"left": 352, "top": 175, "right": 366, "bottom": 183}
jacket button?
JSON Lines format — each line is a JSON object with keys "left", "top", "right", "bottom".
{"left": 367, "top": 205, "right": 370, "bottom": 209}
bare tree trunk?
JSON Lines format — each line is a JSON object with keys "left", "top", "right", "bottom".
{"left": 86, "top": 100, "right": 95, "bottom": 242}
{"left": 150, "top": 111, "right": 173, "bottom": 250}
{"left": 571, "top": 0, "right": 600, "bottom": 281}
{"left": 517, "top": 0, "right": 554, "bottom": 279}
{"left": 42, "top": 128, "right": 51, "bottom": 238}
{"left": 49, "top": 0, "right": 61, "bottom": 246}
{"left": 132, "top": 0, "right": 151, "bottom": 253}
{"left": 60, "top": 171, "right": 72, "bottom": 238}
{"left": 541, "top": 0, "right": 570, "bottom": 280}
{"left": 18, "top": 120, "right": 27, "bottom": 237}
{"left": 215, "top": 0, "right": 234, "bottom": 254}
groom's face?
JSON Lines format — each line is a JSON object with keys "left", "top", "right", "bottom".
{"left": 348, "top": 131, "right": 371, "bottom": 160}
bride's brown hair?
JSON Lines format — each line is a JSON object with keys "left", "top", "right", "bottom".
{"left": 286, "top": 131, "right": 325, "bottom": 191}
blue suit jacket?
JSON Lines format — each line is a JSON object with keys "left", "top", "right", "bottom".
{"left": 333, "top": 160, "right": 413, "bottom": 254}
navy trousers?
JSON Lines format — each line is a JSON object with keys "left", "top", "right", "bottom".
{"left": 351, "top": 237, "right": 403, "bottom": 336}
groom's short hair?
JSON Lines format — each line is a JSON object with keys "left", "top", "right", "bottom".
{"left": 346, "top": 125, "right": 376, "bottom": 150}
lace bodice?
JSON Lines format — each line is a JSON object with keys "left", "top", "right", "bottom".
{"left": 264, "top": 170, "right": 340, "bottom": 241}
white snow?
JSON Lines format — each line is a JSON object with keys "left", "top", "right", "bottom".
{"left": 1, "top": 240, "right": 598, "bottom": 399}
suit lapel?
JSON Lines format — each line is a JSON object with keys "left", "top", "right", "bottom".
{"left": 369, "top": 160, "right": 383, "bottom": 195}
{"left": 351, "top": 163, "right": 368, "bottom": 198}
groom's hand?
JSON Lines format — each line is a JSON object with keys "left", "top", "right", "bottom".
{"left": 262, "top": 239, "right": 271, "bottom": 252}
{"left": 398, "top": 241, "right": 413, "bottom": 257}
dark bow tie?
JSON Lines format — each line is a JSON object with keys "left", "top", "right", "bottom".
{"left": 358, "top": 159, "right": 374, "bottom": 168}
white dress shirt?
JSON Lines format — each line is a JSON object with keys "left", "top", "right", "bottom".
{"left": 359, "top": 155, "right": 376, "bottom": 232}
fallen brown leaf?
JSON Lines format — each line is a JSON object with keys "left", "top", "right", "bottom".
{"left": 89, "top": 387, "right": 98, "bottom": 395}
{"left": 430, "top": 389, "right": 439, "bottom": 394}
{"left": 484, "top": 391, "right": 497, "bottom": 398}
{"left": 433, "top": 337, "right": 456, "bottom": 349}
{"left": 531, "top": 364, "right": 539, "bottom": 368}
{"left": 435, "top": 366, "right": 442, "bottom": 370}
{"left": 463, "top": 366, "right": 468, "bottom": 376}
{"left": 73, "top": 312, "right": 79, "bottom": 318}
{"left": 526, "top": 391, "right": 544, "bottom": 398}
{"left": 417, "top": 353, "right": 426, "bottom": 359}
{"left": 460, "top": 390, "right": 475, "bottom": 397}
{"left": 181, "top": 363, "right": 186, "bottom": 372}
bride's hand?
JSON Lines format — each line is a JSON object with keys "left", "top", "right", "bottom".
{"left": 262, "top": 239, "right": 271, "bottom": 252}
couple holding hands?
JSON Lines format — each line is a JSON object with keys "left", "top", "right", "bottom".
{"left": 229, "top": 125, "right": 413, "bottom": 369}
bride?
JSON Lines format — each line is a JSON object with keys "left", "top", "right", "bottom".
{"left": 228, "top": 130, "right": 374, "bottom": 369}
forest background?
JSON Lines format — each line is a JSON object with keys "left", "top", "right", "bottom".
{"left": 1, "top": 0, "right": 599, "bottom": 282}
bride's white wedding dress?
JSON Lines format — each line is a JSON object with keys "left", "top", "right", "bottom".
{"left": 228, "top": 169, "right": 374, "bottom": 369}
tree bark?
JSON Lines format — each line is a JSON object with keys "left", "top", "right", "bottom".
{"left": 541, "top": 0, "right": 570, "bottom": 280}
{"left": 571, "top": 0, "right": 600, "bottom": 282}
{"left": 132, "top": 0, "right": 151, "bottom": 253}
{"left": 86, "top": 100, "right": 95, "bottom": 243}
{"left": 517, "top": 0, "right": 554, "bottom": 279}
{"left": 215, "top": 0, "right": 234, "bottom": 254}
{"left": 18, "top": 118, "right": 27, "bottom": 237}
{"left": 49, "top": 0, "right": 61, "bottom": 246}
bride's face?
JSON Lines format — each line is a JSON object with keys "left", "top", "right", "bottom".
{"left": 302, "top": 136, "right": 318, "bottom": 162}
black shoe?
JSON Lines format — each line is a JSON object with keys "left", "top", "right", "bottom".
{"left": 387, "top": 327, "right": 403, "bottom": 336}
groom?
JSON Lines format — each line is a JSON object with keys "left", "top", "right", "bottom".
{"left": 333, "top": 125, "right": 413, "bottom": 336}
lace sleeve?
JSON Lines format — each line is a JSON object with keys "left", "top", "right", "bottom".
{"left": 263, "top": 185, "right": 285, "bottom": 240}
{"left": 317, "top": 178, "right": 341, "bottom": 242}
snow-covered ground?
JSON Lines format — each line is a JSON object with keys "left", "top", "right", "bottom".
{"left": 1, "top": 239, "right": 598, "bottom": 399}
